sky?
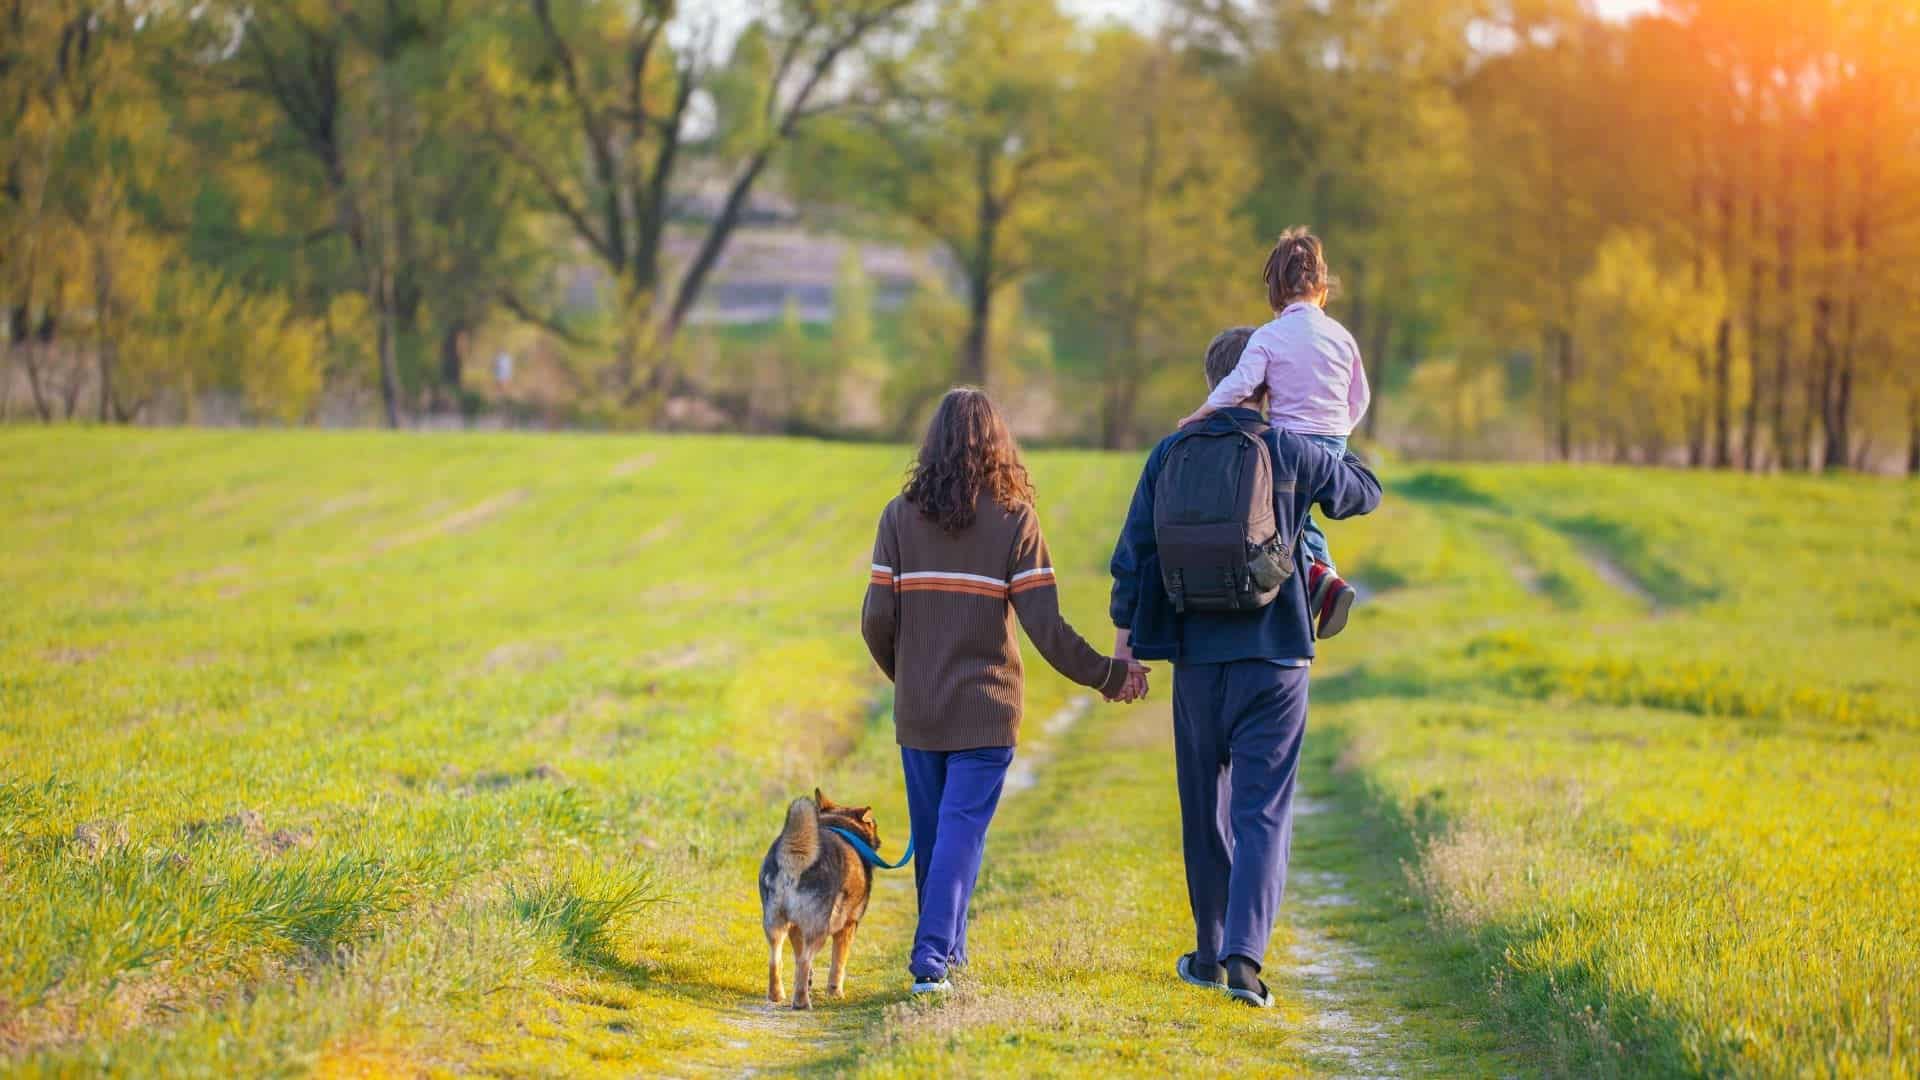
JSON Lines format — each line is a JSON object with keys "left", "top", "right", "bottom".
{"left": 698, "top": 0, "right": 1666, "bottom": 48}
{"left": 1067, "top": 0, "right": 1666, "bottom": 21}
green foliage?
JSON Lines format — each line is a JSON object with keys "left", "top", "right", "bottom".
{"left": 1045, "top": 29, "right": 1259, "bottom": 446}
{"left": 791, "top": 0, "right": 1086, "bottom": 387}
{"left": 832, "top": 248, "right": 880, "bottom": 376}
{"left": 5, "top": 0, "right": 1918, "bottom": 461}
{"left": 1573, "top": 230, "right": 1730, "bottom": 459}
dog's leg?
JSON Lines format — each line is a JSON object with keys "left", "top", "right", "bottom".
{"left": 828, "top": 922, "right": 855, "bottom": 998}
{"left": 766, "top": 923, "right": 787, "bottom": 1004}
{"left": 792, "top": 932, "right": 819, "bottom": 1010}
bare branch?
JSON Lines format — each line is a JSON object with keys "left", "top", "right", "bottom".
{"left": 478, "top": 113, "right": 616, "bottom": 266}
{"left": 499, "top": 289, "right": 589, "bottom": 346}
{"left": 531, "top": 0, "right": 626, "bottom": 264}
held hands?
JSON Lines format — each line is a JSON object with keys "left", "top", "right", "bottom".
{"left": 1105, "top": 629, "right": 1152, "bottom": 704}
{"left": 1112, "top": 661, "right": 1152, "bottom": 703}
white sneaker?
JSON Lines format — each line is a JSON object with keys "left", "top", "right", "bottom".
{"left": 910, "top": 976, "right": 952, "bottom": 995}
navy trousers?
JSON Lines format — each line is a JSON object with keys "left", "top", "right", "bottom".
{"left": 1171, "top": 660, "right": 1309, "bottom": 969}
{"left": 900, "top": 745, "right": 1014, "bottom": 979}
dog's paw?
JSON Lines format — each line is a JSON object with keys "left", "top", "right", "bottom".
{"left": 791, "top": 996, "right": 813, "bottom": 1011}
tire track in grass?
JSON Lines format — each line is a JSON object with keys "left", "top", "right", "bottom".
{"left": 1282, "top": 795, "right": 1410, "bottom": 1078}
{"left": 1574, "top": 543, "right": 1659, "bottom": 612}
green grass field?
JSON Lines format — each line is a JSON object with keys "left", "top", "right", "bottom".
{"left": 2, "top": 428, "right": 1915, "bottom": 1078}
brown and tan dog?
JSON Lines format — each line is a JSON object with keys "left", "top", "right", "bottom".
{"left": 758, "top": 788, "right": 881, "bottom": 1008}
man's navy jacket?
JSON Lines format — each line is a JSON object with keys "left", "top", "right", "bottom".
{"left": 1108, "top": 408, "right": 1383, "bottom": 664}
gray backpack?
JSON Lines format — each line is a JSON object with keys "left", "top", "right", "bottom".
{"left": 1152, "top": 420, "right": 1298, "bottom": 613}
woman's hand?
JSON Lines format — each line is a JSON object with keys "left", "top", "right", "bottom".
{"left": 1105, "top": 630, "right": 1149, "bottom": 702}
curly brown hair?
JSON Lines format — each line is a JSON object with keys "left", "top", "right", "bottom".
{"left": 903, "top": 388, "right": 1035, "bottom": 534}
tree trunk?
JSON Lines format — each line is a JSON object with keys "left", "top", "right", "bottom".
{"left": 1743, "top": 186, "right": 1765, "bottom": 471}
{"left": 1810, "top": 296, "right": 1834, "bottom": 469}
{"left": 374, "top": 266, "right": 402, "bottom": 429}
{"left": 21, "top": 310, "right": 54, "bottom": 422}
{"left": 1711, "top": 181, "right": 1735, "bottom": 469}
{"left": 439, "top": 321, "right": 466, "bottom": 401}
{"left": 1825, "top": 310, "right": 1854, "bottom": 472}
{"left": 1908, "top": 392, "right": 1919, "bottom": 476}
{"left": 1771, "top": 154, "right": 1797, "bottom": 471}
{"left": 960, "top": 264, "right": 992, "bottom": 387}
{"left": 662, "top": 147, "right": 773, "bottom": 344}
{"left": 23, "top": 347, "right": 52, "bottom": 422}
{"left": 60, "top": 361, "right": 84, "bottom": 419}
{"left": 376, "top": 64, "right": 406, "bottom": 431}
{"left": 1686, "top": 165, "right": 1709, "bottom": 469}
{"left": 96, "top": 337, "right": 117, "bottom": 423}
{"left": 1711, "top": 317, "right": 1732, "bottom": 468}
{"left": 1825, "top": 179, "right": 1871, "bottom": 473}
{"left": 1100, "top": 371, "right": 1138, "bottom": 451}
{"left": 1808, "top": 132, "right": 1840, "bottom": 471}
{"left": 1363, "top": 311, "right": 1391, "bottom": 441}
{"left": 1553, "top": 328, "right": 1573, "bottom": 461}
{"left": 94, "top": 245, "right": 115, "bottom": 424}
{"left": 958, "top": 147, "right": 999, "bottom": 388}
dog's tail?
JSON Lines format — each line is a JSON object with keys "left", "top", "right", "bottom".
{"left": 775, "top": 796, "right": 820, "bottom": 879}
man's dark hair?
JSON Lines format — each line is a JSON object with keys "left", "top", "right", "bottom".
{"left": 1204, "top": 326, "right": 1258, "bottom": 389}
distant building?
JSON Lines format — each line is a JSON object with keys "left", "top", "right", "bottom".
{"left": 559, "top": 228, "right": 933, "bottom": 327}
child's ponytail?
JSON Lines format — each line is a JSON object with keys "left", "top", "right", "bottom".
{"left": 1263, "top": 227, "right": 1336, "bottom": 310}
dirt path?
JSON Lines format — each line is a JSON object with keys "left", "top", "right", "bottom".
{"left": 1003, "top": 694, "right": 1094, "bottom": 795}
{"left": 1281, "top": 796, "right": 1415, "bottom": 1078}
{"left": 653, "top": 644, "right": 1518, "bottom": 1079}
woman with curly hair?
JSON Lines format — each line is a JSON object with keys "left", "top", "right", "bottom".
{"left": 861, "top": 387, "right": 1147, "bottom": 994}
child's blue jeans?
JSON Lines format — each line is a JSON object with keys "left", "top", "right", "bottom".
{"left": 1298, "top": 434, "right": 1347, "bottom": 573}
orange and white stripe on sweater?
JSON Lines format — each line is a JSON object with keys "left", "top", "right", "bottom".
{"left": 867, "top": 564, "right": 1057, "bottom": 599}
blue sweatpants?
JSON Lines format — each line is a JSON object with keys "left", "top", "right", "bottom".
{"left": 900, "top": 745, "right": 1014, "bottom": 980}
{"left": 1171, "top": 660, "right": 1309, "bottom": 969}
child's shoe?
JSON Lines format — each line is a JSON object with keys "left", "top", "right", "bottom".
{"left": 1306, "top": 561, "right": 1356, "bottom": 638}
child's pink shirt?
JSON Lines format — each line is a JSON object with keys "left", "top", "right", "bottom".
{"left": 1201, "top": 302, "right": 1370, "bottom": 436}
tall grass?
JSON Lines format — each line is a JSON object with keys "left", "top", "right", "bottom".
{"left": 507, "top": 863, "right": 668, "bottom": 964}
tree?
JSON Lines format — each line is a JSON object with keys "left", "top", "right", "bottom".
{"left": 1459, "top": 20, "right": 1615, "bottom": 460}
{"left": 1047, "top": 28, "right": 1255, "bottom": 448}
{"left": 797, "top": 0, "right": 1084, "bottom": 389}
{"left": 473, "top": 0, "right": 913, "bottom": 409}
{"left": 1183, "top": 0, "right": 1481, "bottom": 442}
{"left": 182, "top": 0, "right": 553, "bottom": 427}
{"left": 1574, "top": 230, "right": 1727, "bottom": 462}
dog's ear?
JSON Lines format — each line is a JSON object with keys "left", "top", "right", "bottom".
{"left": 814, "top": 787, "right": 835, "bottom": 810}
{"left": 856, "top": 807, "right": 876, "bottom": 829}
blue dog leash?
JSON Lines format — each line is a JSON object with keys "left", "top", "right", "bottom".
{"left": 824, "top": 824, "right": 915, "bottom": 870}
